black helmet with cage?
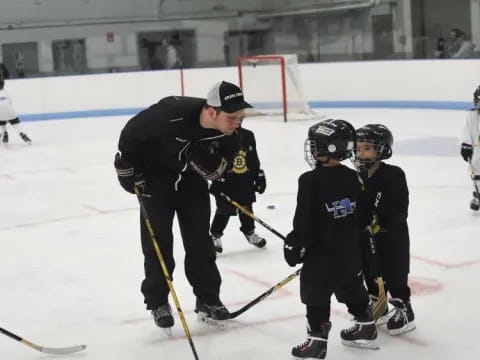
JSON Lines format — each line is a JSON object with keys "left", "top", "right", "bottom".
{"left": 354, "top": 124, "right": 393, "bottom": 171}
{"left": 305, "top": 119, "right": 356, "bottom": 168}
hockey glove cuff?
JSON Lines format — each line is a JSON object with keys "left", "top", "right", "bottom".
{"left": 209, "top": 177, "right": 227, "bottom": 198}
{"left": 114, "top": 152, "right": 145, "bottom": 194}
{"left": 254, "top": 169, "right": 266, "bottom": 194}
{"left": 283, "top": 231, "right": 306, "bottom": 267}
{"left": 461, "top": 143, "right": 473, "bottom": 162}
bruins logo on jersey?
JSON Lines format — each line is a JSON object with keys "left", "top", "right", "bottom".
{"left": 232, "top": 149, "right": 248, "bottom": 174}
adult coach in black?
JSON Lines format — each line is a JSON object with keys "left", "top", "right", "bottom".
{"left": 114, "top": 81, "right": 252, "bottom": 330}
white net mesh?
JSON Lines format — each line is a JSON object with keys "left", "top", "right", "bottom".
{"left": 238, "top": 54, "right": 324, "bottom": 121}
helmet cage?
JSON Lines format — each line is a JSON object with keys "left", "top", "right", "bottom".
{"left": 354, "top": 138, "right": 391, "bottom": 171}
{"left": 304, "top": 138, "right": 354, "bottom": 169}
{"left": 304, "top": 139, "right": 317, "bottom": 169}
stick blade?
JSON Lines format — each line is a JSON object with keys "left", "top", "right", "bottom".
{"left": 372, "top": 280, "right": 388, "bottom": 320}
{"left": 39, "top": 344, "right": 87, "bottom": 355}
{"left": 373, "top": 297, "right": 388, "bottom": 320}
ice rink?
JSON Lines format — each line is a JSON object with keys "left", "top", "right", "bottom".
{"left": 1, "top": 108, "right": 479, "bottom": 360}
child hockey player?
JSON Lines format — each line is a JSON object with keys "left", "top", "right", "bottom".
{"left": 460, "top": 84, "right": 480, "bottom": 211}
{"left": 284, "top": 119, "right": 378, "bottom": 359}
{"left": 209, "top": 124, "right": 266, "bottom": 253}
{"left": 0, "top": 74, "right": 31, "bottom": 144}
{"left": 354, "top": 124, "right": 415, "bottom": 335}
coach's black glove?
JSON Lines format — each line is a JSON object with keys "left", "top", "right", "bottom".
{"left": 283, "top": 231, "right": 305, "bottom": 267}
{"left": 461, "top": 143, "right": 473, "bottom": 162}
{"left": 114, "top": 152, "right": 145, "bottom": 194}
{"left": 209, "top": 177, "right": 227, "bottom": 198}
{"left": 186, "top": 141, "right": 228, "bottom": 181}
{"left": 254, "top": 169, "right": 266, "bottom": 194}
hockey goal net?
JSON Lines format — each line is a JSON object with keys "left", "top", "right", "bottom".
{"left": 237, "top": 54, "right": 323, "bottom": 122}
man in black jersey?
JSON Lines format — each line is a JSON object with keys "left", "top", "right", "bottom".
{"left": 114, "top": 81, "right": 252, "bottom": 330}
{"left": 285, "top": 119, "right": 378, "bottom": 359}
{"left": 355, "top": 124, "right": 415, "bottom": 336}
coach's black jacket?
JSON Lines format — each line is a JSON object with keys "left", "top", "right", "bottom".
{"left": 118, "top": 96, "right": 238, "bottom": 186}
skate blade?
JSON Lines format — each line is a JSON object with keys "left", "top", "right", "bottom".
{"left": 341, "top": 339, "right": 379, "bottom": 350}
{"left": 161, "top": 327, "right": 173, "bottom": 336}
{"left": 388, "top": 321, "right": 416, "bottom": 336}
{"left": 375, "top": 314, "right": 390, "bottom": 326}
{"left": 196, "top": 313, "right": 229, "bottom": 328}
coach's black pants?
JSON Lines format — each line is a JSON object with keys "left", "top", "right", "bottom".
{"left": 139, "top": 173, "right": 221, "bottom": 310}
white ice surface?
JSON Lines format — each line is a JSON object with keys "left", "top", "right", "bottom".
{"left": 1, "top": 108, "right": 479, "bottom": 360}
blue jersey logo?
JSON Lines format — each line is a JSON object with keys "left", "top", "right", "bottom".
{"left": 325, "top": 198, "right": 356, "bottom": 218}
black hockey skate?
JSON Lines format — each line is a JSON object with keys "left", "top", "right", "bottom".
{"left": 195, "top": 298, "right": 230, "bottom": 326}
{"left": 2, "top": 131, "right": 8, "bottom": 144}
{"left": 20, "top": 132, "right": 31, "bottom": 144}
{"left": 244, "top": 231, "right": 266, "bottom": 248}
{"left": 211, "top": 234, "right": 223, "bottom": 253}
{"left": 470, "top": 191, "right": 480, "bottom": 211}
{"left": 152, "top": 304, "right": 174, "bottom": 335}
{"left": 386, "top": 298, "right": 415, "bottom": 335}
{"left": 341, "top": 307, "right": 379, "bottom": 350}
{"left": 291, "top": 322, "right": 331, "bottom": 359}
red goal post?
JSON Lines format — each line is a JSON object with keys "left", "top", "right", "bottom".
{"left": 237, "top": 54, "right": 320, "bottom": 122}
{"left": 238, "top": 55, "right": 288, "bottom": 122}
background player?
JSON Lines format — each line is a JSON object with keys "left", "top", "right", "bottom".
{"left": 209, "top": 123, "right": 266, "bottom": 253}
{"left": 0, "top": 73, "right": 31, "bottom": 144}
{"left": 460, "top": 85, "right": 480, "bottom": 211}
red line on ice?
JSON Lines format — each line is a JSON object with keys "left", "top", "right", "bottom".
{"left": 228, "top": 269, "right": 294, "bottom": 296}
{"left": 412, "top": 255, "right": 480, "bottom": 269}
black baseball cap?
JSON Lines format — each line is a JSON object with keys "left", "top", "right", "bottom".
{"left": 206, "top": 81, "right": 253, "bottom": 113}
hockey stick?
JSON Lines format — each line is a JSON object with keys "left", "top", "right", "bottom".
{"left": 135, "top": 187, "right": 200, "bottom": 360}
{"left": 0, "top": 326, "right": 86, "bottom": 355}
{"left": 220, "top": 192, "right": 286, "bottom": 241}
{"left": 218, "top": 193, "right": 302, "bottom": 318}
{"left": 365, "top": 225, "right": 388, "bottom": 320}
{"left": 230, "top": 268, "right": 301, "bottom": 319}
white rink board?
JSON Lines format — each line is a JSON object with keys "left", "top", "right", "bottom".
{"left": 3, "top": 59, "right": 479, "bottom": 117}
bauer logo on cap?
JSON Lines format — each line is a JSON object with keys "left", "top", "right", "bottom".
{"left": 207, "top": 81, "right": 253, "bottom": 113}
